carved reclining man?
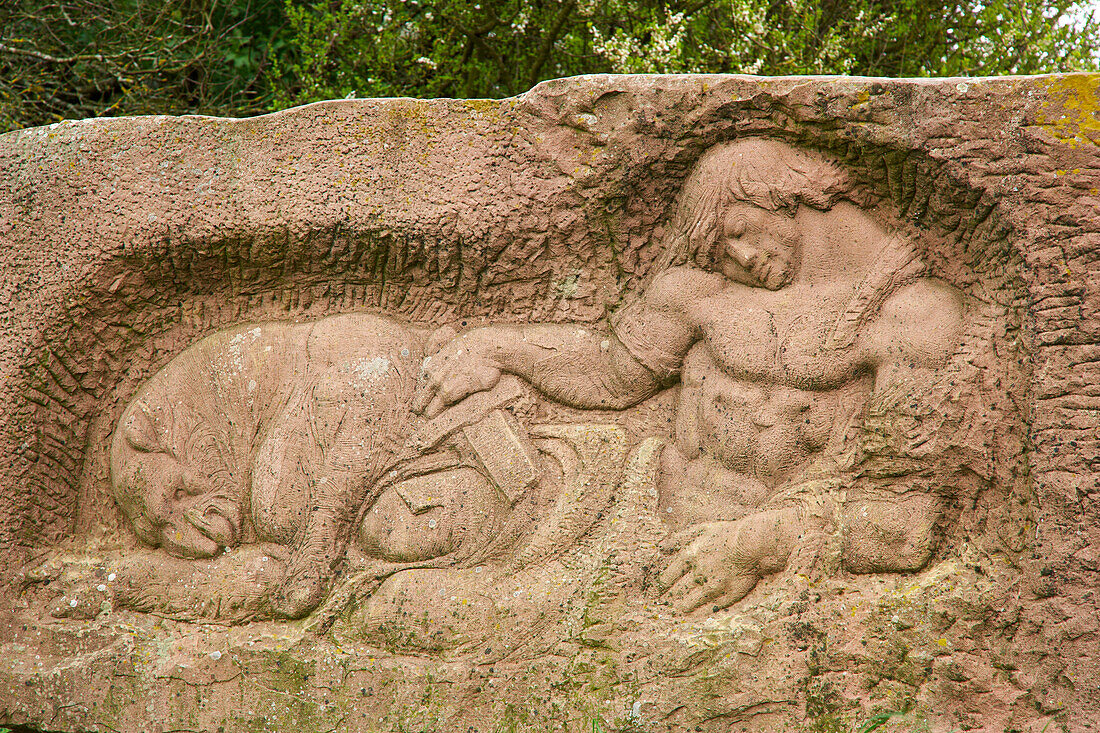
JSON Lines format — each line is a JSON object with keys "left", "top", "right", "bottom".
{"left": 416, "top": 138, "right": 966, "bottom": 613}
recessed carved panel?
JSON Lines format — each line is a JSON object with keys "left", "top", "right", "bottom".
{"left": 2, "top": 75, "right": 1092, "bottom": 732}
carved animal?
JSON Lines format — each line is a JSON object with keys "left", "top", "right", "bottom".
{"left": 110, "top": 313, "right": 432, "bottom": 618}
{"left": 108, "top": 313, "right": 622, "bottom": 622}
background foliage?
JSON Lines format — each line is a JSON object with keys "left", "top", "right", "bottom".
{"left": 2, "top": 0, "right": 1098, "bottom": 131}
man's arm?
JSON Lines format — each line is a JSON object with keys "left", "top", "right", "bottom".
{"left": 414, "top": 267, "right": 721, "bottom": 417}
{"left": 839, "top": 277, "right": 966, "bottom": 575}
{"left": 861, "top": 278, "right": 966, "bottom": 392}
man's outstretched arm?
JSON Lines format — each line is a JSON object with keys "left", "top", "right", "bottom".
{"left": 414, "top": 267, "right": 718, "bottom": 417}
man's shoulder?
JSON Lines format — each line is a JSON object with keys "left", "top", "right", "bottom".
{"left": 879, "top": 278, "right": 964, "bottom": 324}
{"left": 867, "top": 278, "right": 966, "bottom": 365}
{"left": 646, "top": 266, "right": 727, "bottom": 308}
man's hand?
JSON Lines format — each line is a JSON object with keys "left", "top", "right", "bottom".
{"left": 658, "top": 520, "right": 761, "bottom": 614}
{"left": 413, "top": 327, "right": 503, "bottom": 418}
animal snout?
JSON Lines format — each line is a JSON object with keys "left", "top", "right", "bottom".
{"left": 184, "top": 500, "right": 239, "bottom": 547}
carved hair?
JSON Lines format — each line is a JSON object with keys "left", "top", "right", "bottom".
{"left": 655, "top": 138, "right": 859, "bottom": 272}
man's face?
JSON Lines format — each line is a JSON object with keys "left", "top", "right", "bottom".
{"left": 713, "top": 202, "right": 800, "bottom": 290}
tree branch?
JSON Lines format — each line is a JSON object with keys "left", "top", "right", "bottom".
{"left": 526, "top": 0, "right": 576, "bottom": 89}
{"left": 0, "top": 41, "right": 106, "bottom": 64}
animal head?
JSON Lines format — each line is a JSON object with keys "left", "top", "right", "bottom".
{"left": 110, "top": 402, "right": 242, "bottom": 559}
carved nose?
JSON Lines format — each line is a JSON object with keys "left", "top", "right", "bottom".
{"left": 726, "top": 240, "right": 756, "bottom": 268}
{"left": 181, "top": 467, "right": 213, "bottom": 496}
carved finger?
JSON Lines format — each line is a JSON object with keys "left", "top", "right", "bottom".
{"left": 664, "top": 571, "right": 701, "bottom": 601}
{"left": 411, "top": 383, "right": 437, "bottom": 415}
{"left": 661, "top": 524, "right": 708, "bottom": 555}
{"left": 412, "top": 366, "right": 448, "bottom": 413}
{"left": 472, "top": 365, "right": 502, "bottom": 393}
{"left": 707, "top": 574, "right": 760, "bottom": 613}
{"left": 438, "top": 375, "right": 483, "bottom": 408}
{"left": 434, "top": 382, "right": 461, "bottom": 410}
{"left": 272, "top": 569, "right": 327, "bottom": 619}
{"left": 658, "top": 552, "right": 693, "bottom": 591}
{"left": 421, "top": 392, "right": 448, "bottom": 419}
{"left": 421, "top": 361, "right": 445, "bottom": 389}
{"left": 671, "top": 580, "right": 724, "bottom": 614}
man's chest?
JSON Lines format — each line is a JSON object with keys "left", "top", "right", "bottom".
{"left": 687, "top": 290, "right": 865, "bottom": 388}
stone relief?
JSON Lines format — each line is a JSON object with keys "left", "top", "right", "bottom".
{"left": 37, "top": 138, "right": 975, "bottom": 645}
{"left": 11, "top": 74, "right": 1093, "bottom": 733}
{"left": 417, "top": 137, "right": 967, "bottom": 614}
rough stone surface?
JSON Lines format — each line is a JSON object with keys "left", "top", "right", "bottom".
{"left": 0, "top": 73, "right": 1097, "bottom": 732}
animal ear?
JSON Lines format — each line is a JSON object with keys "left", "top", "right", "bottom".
{"left": 123, "top": 404, "right": 163, "bottom": 453}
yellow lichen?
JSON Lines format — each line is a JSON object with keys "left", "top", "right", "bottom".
{"left": 1037, "top": 74, "right": 1100, "bottom": 148}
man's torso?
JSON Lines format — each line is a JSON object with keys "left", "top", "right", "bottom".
{"left": 659, "top": 278, "right": 874, "bottom": 527}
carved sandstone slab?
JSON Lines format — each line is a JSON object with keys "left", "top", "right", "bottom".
{"left": 0, "top": 74, "right": 1098, "bottom": 732}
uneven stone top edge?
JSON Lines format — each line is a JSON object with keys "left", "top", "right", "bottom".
{"left": 2, "top": 71, "right": 1096, "bottom": 141}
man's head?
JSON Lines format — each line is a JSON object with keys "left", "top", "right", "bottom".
{"left": 661, "top": 138, "right": 857, "bottom": 289}
{"left": 110, "top": 404, "right": 242, "bottom": 559}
